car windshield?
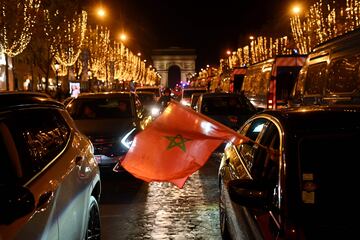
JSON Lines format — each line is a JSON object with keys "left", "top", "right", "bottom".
{"left": 201, "top": 96, "right": 254, "bottom": 115}
{"left": 137, "top": 93, "right": 156, "bottom": 105}
{"left": 69, "top": 97, "right": 133, "bottom": 119}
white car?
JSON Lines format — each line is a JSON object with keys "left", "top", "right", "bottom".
{"left": 0, "top": 92, "right": 101, "bottom": 240}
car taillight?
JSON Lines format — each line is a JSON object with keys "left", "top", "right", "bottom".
{"left": 228, "top": 116, "right": 238, "bottom": 123}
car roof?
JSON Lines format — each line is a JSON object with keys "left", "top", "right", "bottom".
{"left": 201, "top": 92, "right": 245, "bottom": 97}
{"left": 75, "top": 91, "right": 135, "bottom": 99}
{"left": 135, "top": 91, "right": 156, "bottom": 95}
{"left": 0, "top": 92, "right": 63, "bottom": 111}
{"left": 260, "top": 105, "right": 360, "bottom": 134}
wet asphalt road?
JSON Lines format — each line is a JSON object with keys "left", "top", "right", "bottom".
{"left": 99, "top": 156, "right": 222, "bottom": 240}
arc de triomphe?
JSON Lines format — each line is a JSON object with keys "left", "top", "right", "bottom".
{"left": 151, "top": 48, "right": 196, "bottom": 88}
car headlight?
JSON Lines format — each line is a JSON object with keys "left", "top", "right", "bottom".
{"left": 120, "top": 128, "right": 137, "bottom": 149}
{"left": 150, "top": 106, "right": 160, "bottom": 116}
{"left": 181, "top": 99, "right": 190, "bottom": 106}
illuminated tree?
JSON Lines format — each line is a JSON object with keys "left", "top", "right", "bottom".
{"left": 290, "top": 0, "right": 360, "bottom": 54}
{"left": 0, "top": 0, "right": 41, "bottom": 90}
{"left": 18, "top": 0, "right": 84, "bottom": 93}
{"left": 85, "top": 25, "right": 110, "bottom": 80}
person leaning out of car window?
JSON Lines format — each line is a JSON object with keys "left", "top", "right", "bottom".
{"left": 157, "top": 88, "right": 173, "bottom": 110}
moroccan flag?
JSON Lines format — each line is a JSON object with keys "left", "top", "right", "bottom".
{"left": 121, "top": 100, "right": 249, "bottom": 188}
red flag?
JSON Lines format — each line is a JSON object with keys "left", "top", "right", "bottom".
{"left": 121, "top": 100, "right": 249, "bottom": 188}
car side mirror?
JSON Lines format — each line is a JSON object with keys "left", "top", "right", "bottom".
{"left": 228, "top": 179, "right": 269, "bottom": 210}
{"left": 0, "top": 185, "right": 35, "bottom": 225}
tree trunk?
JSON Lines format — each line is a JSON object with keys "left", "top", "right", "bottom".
{"left": 5, "top": 55, "right": 9, "bottom": 91}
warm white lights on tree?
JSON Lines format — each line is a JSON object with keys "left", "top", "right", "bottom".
{"left": 0, "top": 0, "right": 41, "bottom": 57}
{"left": 45, "top": 10, "right": 87, "bottom": 67}
{"left": 230, "top": 36, "right": 292, "bottom": 67}
{"left": 290, "top": 0, "right": 360, "bottom": 54}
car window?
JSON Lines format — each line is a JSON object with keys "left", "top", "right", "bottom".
{"left": 182, "top": 89, "right": 206, "bottom": 98}
{"left": 243, "top": 63, "right": 271, "bottom": 98}
{"left": 327, "top": 54, "right": 360, "bottom": 94}
{"left": 237, "top": 118, "right": 268, "bottom": 170}
{"left": 137, "top": 93, "right": 156, "bottom": 105}
{"left": 201, "top": 96, "right": 254, "bottom": 115}
{"left": 251, "top": 122, "right": 280, "bottom": 182}
{"left": 238, "top": 119, "right": 281, "bottom": 217}
{"left": 304, "top": 62, "right": 327, "bottom": 95}
{"left": 3, "top": 109, "right": 70, "bottom": 184}
{"left": 68, "top": 97, "right": 133, "bottom": 119}
{"left": 136, "top": 88, "right": 160, "bottom": 97}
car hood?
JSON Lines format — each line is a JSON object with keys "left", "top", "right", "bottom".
{"left": 74, "top": 118, "right": 137, "bottom": 138}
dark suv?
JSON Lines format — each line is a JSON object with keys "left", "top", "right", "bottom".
{"left": 218, "top": 105, "right": 359, "bottom": 239}
{"left": 66, "top": 92, "right": 152, "bottom": 170}
{"left": 0, "top": 92, "right": 101, "bottom": 239}
{"left": 196, "top": 92, "right": 257, "bottom": 130}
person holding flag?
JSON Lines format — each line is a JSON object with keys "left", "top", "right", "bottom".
{"left": 157, "top": 87, "right": 173, "bottom": 111}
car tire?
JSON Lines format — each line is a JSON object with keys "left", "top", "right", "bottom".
{"left": 85, "top": 196, "right": 101, "bottom": 240}
{"left": 219, "top": 179, "right": 231, "bottom": 240}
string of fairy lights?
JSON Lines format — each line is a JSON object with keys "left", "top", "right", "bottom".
{"left": 197, "top": 0, "right": 360, "bottom": 90}
{"left": 233, "top": 36, "right": 293, "bottom": 67}
{"left": 0, "top": 0, "right": 41, "bottom": 57}
{"left": 3, "top": 0, "right": 360, "bottom": 87}
{"left": 51, "top": 11, "right": 87, "bottom": 67}
{"left": 0, "top": 1, "right": 157, "bottom": 87}
{"left": 290, "top": 0, "right": 360, "bottom": 54}
{"left": 220, "top": 0, "right": 360, "bottom": 74}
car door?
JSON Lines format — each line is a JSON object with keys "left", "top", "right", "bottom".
{"left": 220, "top": 117, "right": 268, "bottom": 239}
{"left": 248, "top": 119, "right": 281, "bottom": 239}
{"left": 0, "top": 108, "right": 94, "bottom": 240}
{"left": 222, "top": 116, "right": 282, "bottom": 239}
{"left": 0, "top": 108, "right": 66, "bottom": 240}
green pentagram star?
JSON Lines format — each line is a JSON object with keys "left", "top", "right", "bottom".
{"left": 165, "top": 134, "right": 191, "bottom": 152}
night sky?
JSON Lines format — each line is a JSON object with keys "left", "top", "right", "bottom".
{"left": 89, "top": 0, "right": 295, "bottom": 70}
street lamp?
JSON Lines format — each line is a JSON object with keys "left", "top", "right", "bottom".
{"left": 120, "top": 33, "right": 127, "bottom": 42}
{"left": 292, "top": 5, "right": 302, "bottom": 15}
{"left": 96, "top": 7, "right": 106, "bottom": 18}
{"left": 54, "top": 62, "right": 60, "bottom": 93}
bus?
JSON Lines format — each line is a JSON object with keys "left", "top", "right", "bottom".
{"left": 242, "top": 54, "right": 307, "bottom": 110}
